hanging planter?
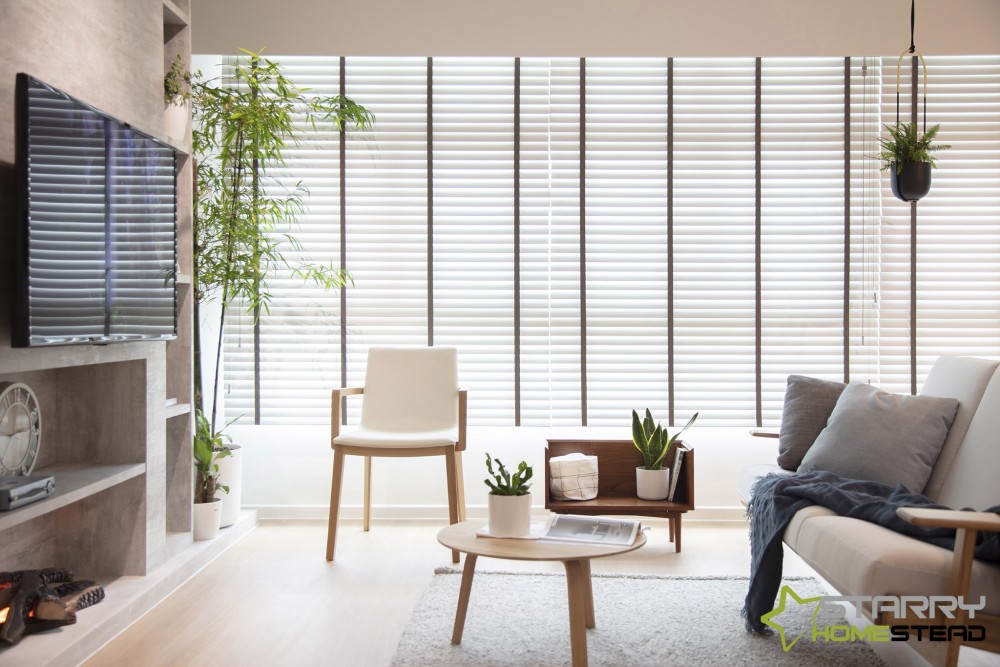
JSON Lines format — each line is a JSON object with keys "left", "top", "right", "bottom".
{"left": 874, "top": 0, "right": 950, "bottom": 202}
{"left": 890, "top": 160, "right": 932, "bottom": 202}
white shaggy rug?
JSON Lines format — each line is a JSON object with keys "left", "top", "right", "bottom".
{"left": 391, "top": 570, "right": 887, "bottom": 667}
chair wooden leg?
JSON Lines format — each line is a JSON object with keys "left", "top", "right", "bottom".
{"left": 326, "top": 448, "right": 346, "bottom": 561}
{"left": 445, "top": 449, "right": 461, "bottom": 563}
{"left": 455, "top": 450, "right": 467, "bottom": 522}
{"left": 363, "top": 456, "right": 372, "bottom": 532}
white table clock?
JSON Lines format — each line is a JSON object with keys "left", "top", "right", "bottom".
{"left": 0, "top": 382, "right": 42, "bottom": 476}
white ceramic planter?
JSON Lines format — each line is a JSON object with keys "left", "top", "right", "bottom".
{"left": 164, "top": 100, "right": 190, "bottom": 144}
{"left": 193, "top": 498, "right": 222, "bottom": 541}
{"left": 487, "top": 493, "right": 532, "bottom": 537}
{"left": 635, "top": 467, "right": 670, "bottom": 501}
{"left": 217, "top": 444, "right": 243, "bottom": 528}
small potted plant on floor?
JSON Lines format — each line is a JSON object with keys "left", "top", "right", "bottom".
{"left": 484, "top": 453, "right": 532, "bottom": 537}
{"left": 632, "top": 409, "right": 697, "bottom": 500}
{"left": 193, "top": 409, "right": 231, "bottom": 540}
{"left": 875, "top": 122, "right": 950, "bottom": 202}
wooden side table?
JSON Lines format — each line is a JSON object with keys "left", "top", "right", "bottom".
{"left": 438, "top": 521, "right": 647, "bottom": 667}
{"left": 544, "top": 439, "right": 695, "bottom": 552}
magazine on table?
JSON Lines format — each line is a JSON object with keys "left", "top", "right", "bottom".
{"left": 537, "top": 514, "right": 643, "bottom": 547}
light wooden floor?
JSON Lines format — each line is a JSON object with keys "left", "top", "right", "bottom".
{"left": 82, "top": 519, "right": 997, "bottom": 667}
{"left": 83, "top": 519, "right": 789, "bottom": 666}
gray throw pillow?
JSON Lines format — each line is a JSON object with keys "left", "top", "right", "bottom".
{"left": 797, "top": 382, "right": 959, "bottom": 493}
{"left": 777, "top": 375, "right": 847, "bottom": 471}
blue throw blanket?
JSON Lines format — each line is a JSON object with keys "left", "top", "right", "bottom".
{"left": 742, "top": 470, "right": 1000, "bottom": 634}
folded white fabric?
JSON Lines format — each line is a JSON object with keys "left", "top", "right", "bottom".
{"left": 549, "top": 452, "right": 599, "bottom": 501}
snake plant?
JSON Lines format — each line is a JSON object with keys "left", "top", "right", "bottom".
{"left": 632, "top": 409, "right": 698, "bottom": 470}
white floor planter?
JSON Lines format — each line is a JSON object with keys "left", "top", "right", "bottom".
{"left": 193, "top": 498, "right": 222, "bottom": 541}
{"left": 635, "top": 467, "right": 670, "bottom": 501}
{"left": 487, "top": 493, "right": 532, "bottom": 537}
{"left": 217, "top": 445, "right": 242, "bottom": 528}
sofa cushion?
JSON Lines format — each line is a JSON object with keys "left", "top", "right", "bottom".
{"left": 776, "top": 375, "right": 847, "bottom": 470}
{"left": 919, "top": 356, "right": 1000, "bottom": 502}
{"left": 798, "top": 383, "right": 959, "bottom": 493}
{"left": 936, "top": 366, "right": 1000, "bottom": 510}
{"left": 787, "top": 514, "right": 1000, "bottom": 616}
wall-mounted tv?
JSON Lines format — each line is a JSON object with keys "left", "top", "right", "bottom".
{"left": 13, "top": 73, "right": 177, "bottom": 347}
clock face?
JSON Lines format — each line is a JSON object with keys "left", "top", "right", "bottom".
{"left": 0, "top": 383, "right": 42, "bottom": 476}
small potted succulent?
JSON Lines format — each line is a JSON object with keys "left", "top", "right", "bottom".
{"left": 875, "top": 122, "right": 950, "bottom": 202}
{"left": 192, "top": 409, "right": 231, "bottom": 540}
{"left": 484, "top": 453, "right": 533, "bottom": 537}
{"left": 632, "top": 409, "right": 697, "bottom": 500}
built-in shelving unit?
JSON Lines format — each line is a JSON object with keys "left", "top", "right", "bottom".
{"left": 161, "top": 0, "right": 190, "bottom": 27}
{"left": 166, "top": 402, "right": 192, "bottom": 419}
{"left": 0, "top": 464, "right": 145, "bottom": 532}
{"left": 163, "top": 0, "right": 195, "bottom": 536}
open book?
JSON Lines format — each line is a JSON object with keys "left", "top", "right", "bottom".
{"left": 538, "top": 515, "right": 642, "bottom": 547}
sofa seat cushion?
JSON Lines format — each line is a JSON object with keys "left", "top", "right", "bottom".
{"left": 738, "top": 463, "right": 789, "bottom": 506}
{"left": 785, "top": 505, "right": 837, "bottom": 546}
{"left": 787, "top": 515, "right": 1000, "bottom": 616}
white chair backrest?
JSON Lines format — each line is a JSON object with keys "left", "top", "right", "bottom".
{"left": 360, "top": 347, "right": 459, "bottom": 433}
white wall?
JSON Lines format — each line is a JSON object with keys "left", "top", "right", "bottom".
{"left": 236, "top": 424, "right": 775, "bottom": 521}
{"left": 193, "top": 0, "right": 1000, "bottom": 57}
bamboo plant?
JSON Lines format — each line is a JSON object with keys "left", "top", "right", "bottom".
{"left": 191, "top": 49, "right": 374, "bottom": 433}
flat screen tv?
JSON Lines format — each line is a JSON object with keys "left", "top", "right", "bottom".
{"left": 13, "top": 73, "right": 177, "bottom": 347}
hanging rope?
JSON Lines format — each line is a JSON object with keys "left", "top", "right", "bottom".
{"left": 895, "top": 0, "right": 927, "bottom": 130}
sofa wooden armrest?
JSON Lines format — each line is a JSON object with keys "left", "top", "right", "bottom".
{"left": 896, "top": 506, "right": 1000, "bottom": 667}
{"left": 897, "top": 507, "right": 1000, "bottom": 532}
{"left": 749, "top": 429, "right": 780, "bottom": 439}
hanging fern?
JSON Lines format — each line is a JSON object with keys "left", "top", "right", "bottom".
{"left": 874, "top": 122, "right": 951, "bottom": 174}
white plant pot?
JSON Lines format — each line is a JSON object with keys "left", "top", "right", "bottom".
{"left": 164, "top": 100, "right": 190, "bottom": 144}
{"left": 487, "top": 493, "right": 532, "bottom": 537}
{"left": 217, "top": 444, "right": 242, "bottom": 528}
{"left": 193, "top": 498, "right": 222, "bottom": 541}
{"left": 636, "top": 467, "right": 670, "bottom": 501}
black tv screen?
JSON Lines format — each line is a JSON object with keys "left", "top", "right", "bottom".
{"left": 13, "top": 73, "right": 177, "bottom": 347}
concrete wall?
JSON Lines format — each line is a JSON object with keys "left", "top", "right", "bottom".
{"left": 193, "top": 0, "right": 1000, "bottom": 57}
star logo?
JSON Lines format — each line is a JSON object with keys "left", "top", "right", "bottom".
{"left": 760, "top": 585, "right": 823, "bottom": 652}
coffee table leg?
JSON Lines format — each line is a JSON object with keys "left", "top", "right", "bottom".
{"left": 674, "top": 515, "right": 682, "bottom": 553}
{"left": 564, "top": 559, "right": 589, "bottom": 667}
{"left": 451, "top": 553, "right": 478, "bottom": 645}
{"left": 580, "top": 559, "right": 595, "bottom": 629}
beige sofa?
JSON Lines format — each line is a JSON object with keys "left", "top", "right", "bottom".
{"left": 740, "top": 356, "right": 1000, "bottom": 666}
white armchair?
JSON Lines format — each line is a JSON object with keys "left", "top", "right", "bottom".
{"left": 325, "top": 347, "right": 467, "bottom": 562}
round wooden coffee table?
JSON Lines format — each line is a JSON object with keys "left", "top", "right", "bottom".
{"left": 438, "top": 521, "right": 647, "bottom": 667}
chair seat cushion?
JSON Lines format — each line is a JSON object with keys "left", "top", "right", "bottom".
{"left": 334, "top": 427, "right": 458, "bottom": 448}
{"left": 787, "top": 514, "right": 1000, "bottom": 616}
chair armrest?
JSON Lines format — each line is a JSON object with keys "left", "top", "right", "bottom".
{"left": 330, "top": 387, "right": 365, "bottom": 444}
{"left": 896, "top": 507, "right": 1000, "bottom": 532}
{"left": 750, "top": 429, "right": 780, "bottom": 439}
{"left": 457, "top": 389, "right": 468, "bottom": 452}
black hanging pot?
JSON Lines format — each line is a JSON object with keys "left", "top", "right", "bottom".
{"left": 890, "top": 161, "right": 932, "bottom": 202}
